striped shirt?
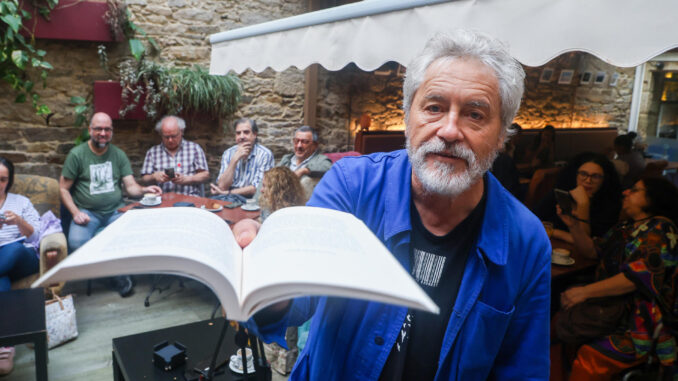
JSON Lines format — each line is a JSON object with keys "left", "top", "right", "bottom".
{"left": 141, "top": 140, "right": 209, "bottom": 196}
{"left": 0, "top": 193, "right": 40, "bottom": 250}
{"left": 218, "top": 143, "right": 274, "bottom": 189}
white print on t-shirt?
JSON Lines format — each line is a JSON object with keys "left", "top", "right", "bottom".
{"left": 89, "top": 162, "right": 114, "bottom": 195}
{"left": 396, "top": 313, "right": 413, "bottom": 352}
{"left": 411, "top": 248, "right": 446, "bottom": 287}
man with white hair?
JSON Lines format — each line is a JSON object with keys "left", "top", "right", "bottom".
{"left": 141, "top": 115, "right": 209, "bottom": 196}
{"left": 237, "top": 30, "right": 551, "bottom": 380}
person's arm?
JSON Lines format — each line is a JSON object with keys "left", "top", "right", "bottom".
{"left": 569, "top": 185, "right": 592, "bottom": 236}
{"left": 172, "top": 169, "right": 210, "bottom": 186}
{"left": 218, "top": 145, "right": 250, "bottom": 190}
{"left": 121, "top": 175, "right": 162, "bottom": 198}
{"left": 561, "top": 273, "right": 636, "bottom": 309}
{"left": 2, "top": 209, "right": 35, "bottom": 238}
{"left": 59, "top": 176, "right": 90, "bottom": 225}
{"left": 557, "top": 205, "right": 597, "bottom": 259}
{"left": 229, "top": 185, "right": 256, "bottom": 197}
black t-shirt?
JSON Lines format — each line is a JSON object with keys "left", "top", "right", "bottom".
{"left": 379, "top": 189, "right": 487, "bottom": 381}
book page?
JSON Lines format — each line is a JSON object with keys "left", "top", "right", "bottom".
{"left": 240, "top": 206, "right": 437, "bottom": 317}
{"left": 35, "top": 208, "right": 244, "bottom": 312}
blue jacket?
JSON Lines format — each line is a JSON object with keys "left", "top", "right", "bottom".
{"left": 251, "top": 150, "right": 551, "bottom": 380}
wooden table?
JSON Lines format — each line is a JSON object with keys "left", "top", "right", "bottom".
{"left": 550, "top": 238, "right": 598, "bottom": 280}
{"left": 119, "top": 192, "right": 260, "bottom": 224}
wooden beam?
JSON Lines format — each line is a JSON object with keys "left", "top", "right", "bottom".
{"left": 303, "top": 64, "right": 319, "bottom": 128}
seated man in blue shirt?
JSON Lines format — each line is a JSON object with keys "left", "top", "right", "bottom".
{"left": 234, "top": 29, "right": 551, "bottom": 380}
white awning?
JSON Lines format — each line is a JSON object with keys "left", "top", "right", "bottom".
{"left": 209, "top": 0, "right": 678, "bottom": 74}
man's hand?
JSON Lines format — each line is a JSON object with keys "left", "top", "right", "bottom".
{"left": 233, "top": 142, "right": 253, "bottom": 163}
{"left": 153, "top": 171, "right": 170, "bottom": 183}
{"left": 232, "top": 218, "right": 261, "bottom": 248}
{"left": 171, "top": 173, "right": 191, "bottom": 185}
{"left": 294, "top": 167, "right": 310, "bottom": 178}
{"left": 73, "top": 211, "right": 90, "bottom": 225}
{"left": 142, "top": 185, "right": 163, "bottom": 195}
{"left": 210, "top": 183, "right": 228, "bottom": 195}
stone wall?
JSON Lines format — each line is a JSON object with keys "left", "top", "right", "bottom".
{"left": 0, "top": 2, "right": 638, "bottom": 181}
{"left": 0, "top": 0, "right": 313, "bottom": 181}
{"left": 516, "top": 52, "right": 635, "bottom": 130}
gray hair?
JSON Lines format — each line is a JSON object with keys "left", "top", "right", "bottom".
{"left": 155, "top": 115, "right": 186, "bottom": 132}
{"left": 295, "top": 125, "right": 318, "bottom": 142}
{"left": 403, "top": 29, "right": 525, "bottom": 137}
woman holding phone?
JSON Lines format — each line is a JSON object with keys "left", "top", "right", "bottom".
{"left": 0, "top": 156, "right": 41, "bottom": 376}
{"left": 557, "top": 177, "right": 678, "bottom": 379}
{"left": 535, "top": 152, "right": 622, "bottom": 241}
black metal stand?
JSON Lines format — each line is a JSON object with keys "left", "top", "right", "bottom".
{"left": 194, "top": 320, "right": 269, "bottom": 381}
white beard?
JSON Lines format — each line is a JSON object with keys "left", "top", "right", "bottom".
{"left": 407, "top": 137, "right": 497, "bottom": 197}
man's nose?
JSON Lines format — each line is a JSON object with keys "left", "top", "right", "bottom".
{"left": 437, "top": 112, "right": 463, "bottom": 142}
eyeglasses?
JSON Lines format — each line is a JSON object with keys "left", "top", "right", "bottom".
{"left": 293, "top": 138, "right": 312, "bottom": 145}
{"left": 577, "top": 170, "right": 604, "bottom": 182}
{"left": 91, "top": 126, "right": 113, "bottom": 133}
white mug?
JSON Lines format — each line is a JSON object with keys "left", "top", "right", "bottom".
{"left": 552, "top": 248, "right": 571, "bottom": 262}
{"left": 230, "top": 347, "right": 254, "bottom": 372}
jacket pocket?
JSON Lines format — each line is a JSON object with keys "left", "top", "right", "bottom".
{"left": 452, "top": 300, "right": 515, "bottom": 379}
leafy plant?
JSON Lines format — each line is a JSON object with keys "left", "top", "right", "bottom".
{"left": 104, "top": 0, "right": 157, "bottom": 61}
{"left": 117, "top": 57, "right": 241, "bottom": 120}
{"left": 0, "top": 0, "right": 56, "bottom": 117}
{"left": 70, "top": 95, "right": 91, "bottom": 145}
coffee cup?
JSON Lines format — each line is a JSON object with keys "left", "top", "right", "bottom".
{"left": 142, "top": 193, "right": 160, "bottom": 203}
{"left": 245, "top": 198, "right": 257, "bottom": 206}
{"left": 230, "top": 347, "right": 254, "bottom": 373}
{"left": 552, "top": 248, "right": 571, "bottom": 263}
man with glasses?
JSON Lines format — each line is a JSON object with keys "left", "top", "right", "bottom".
{"left": 59, "top": 112, "right": 161, "bottom": 297}
{"left": 141, "top": 115, "right": 209, "bottom": 196}
{"left": 279, "top": 125, "right": 332, "bottom": 178}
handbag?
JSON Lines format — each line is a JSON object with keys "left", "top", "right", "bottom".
{"left": 45, "top": 293, "right": 78, "bottom": 349}
{"left": 555, "top": 295, "right": 629, "bottom": 345}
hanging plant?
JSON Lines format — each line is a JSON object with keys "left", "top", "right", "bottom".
{"left": 117, "top": 57, "right": 241, "bottom": 120}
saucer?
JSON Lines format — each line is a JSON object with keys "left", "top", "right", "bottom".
{"left": 241, "top": 204, "right": 260, "bottom": 211}
{"left": 140, "top": 198, "right": 161, "bottom": 206}
{"left": 201, "top": 205, "right": 223, "bottom": 212}
{"left": 229, "top": 358, "right": 255, "bottom": 374}
{"left": 552, "top": 256, "right": 575, "bottom": 266}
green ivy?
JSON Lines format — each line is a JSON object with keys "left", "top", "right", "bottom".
{"left": 0, "top": 0, "right": 56, "bottom": 117}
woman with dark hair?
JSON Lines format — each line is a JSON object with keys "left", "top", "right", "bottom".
{"left": 536, "top": 152, "right": 622, "bottom": 240}
{"left": 0, "top": 156, "right": 41, "bottom": 376}
{"left": 0, "top": 156, "right": 40, "bottom": 291}
{"left": 558, "top": 177, "right": 678, "bottom": 380}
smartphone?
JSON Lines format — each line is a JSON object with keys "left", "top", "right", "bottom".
{"left": 164, "top": 167, "right": 175, "bottom": 179}
{"left": 554, "top": 189, "right": 575, "bottom": 216}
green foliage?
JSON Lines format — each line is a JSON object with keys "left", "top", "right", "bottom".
{"left": 71, "top": 95, "right": 91, "bottom": 145}
{"left": 0, "top": 0, "right": 56, "bottom": 117}
{"left": 104, "top": 0, "right": 157, "bottom": 61}
{"left": 118, "top": 57, "right": 241, "bottom": 120}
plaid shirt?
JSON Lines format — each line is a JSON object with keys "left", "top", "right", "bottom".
{"left": 218, "top": 143, "right": 273, "bottom": 189}
{"left": 141, "top": 140, "right": 209, "bottom": 196}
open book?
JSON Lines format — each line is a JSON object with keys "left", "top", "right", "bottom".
{"left": 33, "top": 206, "right": 438, "bottom": 321}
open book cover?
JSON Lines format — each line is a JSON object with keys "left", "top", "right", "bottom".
{"left": 33, "top": 206, "right": 438, "bottom": 321}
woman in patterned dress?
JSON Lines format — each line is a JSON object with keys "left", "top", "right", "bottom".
{"left": 559, "top": 176, "right": 678, "bottom": 380}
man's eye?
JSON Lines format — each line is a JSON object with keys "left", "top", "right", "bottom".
{"left": 426, "top": 105, "right": 441, "bottom": 113}
{"left": 469, "top": 111, "right": 484, "bottom": 120}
